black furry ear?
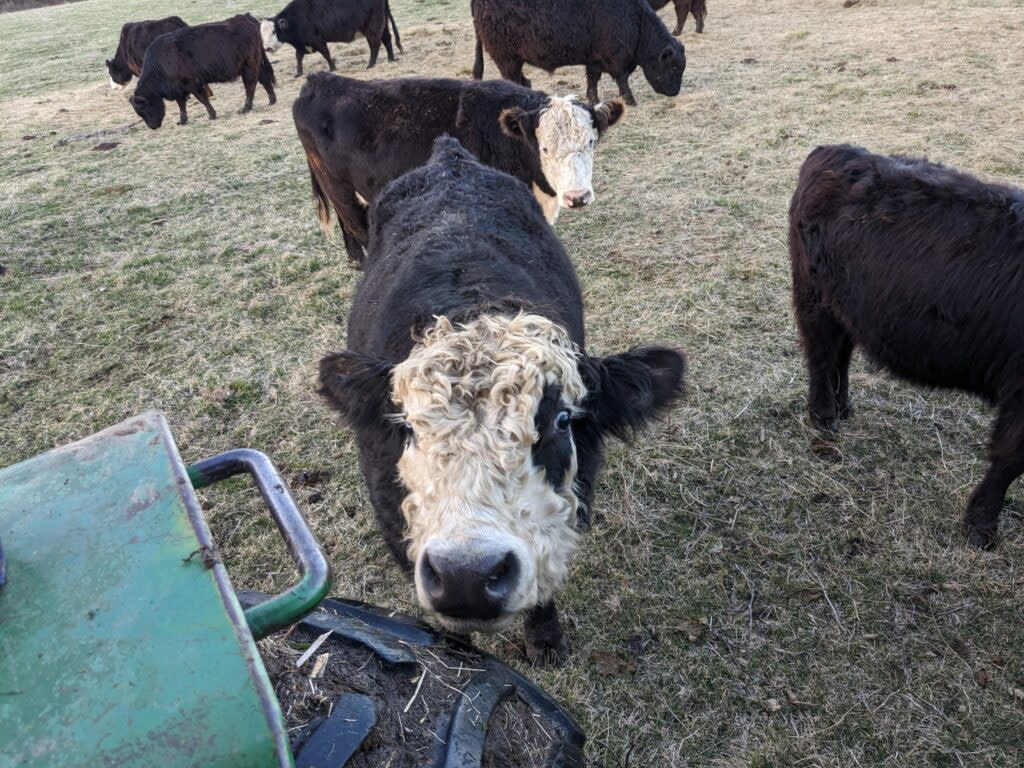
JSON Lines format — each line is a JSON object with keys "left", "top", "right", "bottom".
{"left": 499, "top": 107, "right": 533, "bottom": 142}
{"left": 319, "top": 351, "right": 396, "bottom": 432}
{"left": 592, "top": 98, "right": 626, "bottom": 136}
{"left": 580, "top": 346, "right": 686, "bottom": 441}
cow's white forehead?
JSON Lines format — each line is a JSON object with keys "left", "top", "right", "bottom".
{"left": 537, "top": 96, "right": 596, "bottom": 152}
{"left": 260, "top": 19, "right": 279, "bottom": 48}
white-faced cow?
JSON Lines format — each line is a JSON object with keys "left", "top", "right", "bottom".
{"left": 105, "top": 17, "right": 189, "bottom": 89}
{"left": 130, "top": 15, "right": 276, "bottom": 129}
{"left": 790, "top": 144, "right": 1024, "bottom": 549}
{"left": 471, "top": 0, "right": 686, "bottom": 106}
{"left": 261, "top": 0, "right": 402, "bottom": 77}
{"left": 320, "top": 137, "right": 686, "bottom": 664}
{"left": 293, "top": 72, "right": 625, "bottom": 263}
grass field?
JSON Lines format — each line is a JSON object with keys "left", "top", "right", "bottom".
{"left": 3, "top": 0, "right": 1024, "bottom": 764}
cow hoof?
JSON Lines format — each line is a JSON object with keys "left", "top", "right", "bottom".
{"left": 525, "top": 634, "right": 570, "bottom": 668}
{"left": 965, "top": 523, "right": 997, "bottom": 550}
{"left": 672, "top": 27, "right": 682, "bottom": 36}
{"left": 623, "top": 96, "right": 638, "bottom": 107}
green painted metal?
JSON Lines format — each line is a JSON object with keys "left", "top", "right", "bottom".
{"left": 0, "top": 412, "right": 292, "bottom": 768}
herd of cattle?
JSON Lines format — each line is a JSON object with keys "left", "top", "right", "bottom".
{"left": 100, "top": 0, "right": 1023, "bottom": 663}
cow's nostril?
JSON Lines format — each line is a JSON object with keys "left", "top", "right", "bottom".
{"left": 420, "top": 552, "right": 444, "bottom": 599}
{"left": 484, "top": 551, "right": 519, "bottom": 601}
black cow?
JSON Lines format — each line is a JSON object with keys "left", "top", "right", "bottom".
{"left": 106, "top": 16, "right": 188, "bottom": 87}
{"left": 319, "top": 137, "right": 686, "bottom": 664}
{"left": 790, "top": 144, "right": 1024, "bottom": 549}
{"left": 648, "top": 0, "right": 707, "bottom": 35}
{"left": 293, "top": 73, "right": 624, "bottom": 263}
{"left": 471, "top": 0, "right": 685, "bottom": 105}
{"left": 130, "top": 15, "right": 276, "bottom": 129}
{"left": 261, "top": 0, "right": 402, "bottom": 77}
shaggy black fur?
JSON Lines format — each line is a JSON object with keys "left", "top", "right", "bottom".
{"left": 471, "top": 0, "right": 685, "bottom": 105}
{"left": 319, "top": 137, "right": 686, "bottom": 663}
{"left": 647, "top": 0, "right": 707, "bottom": 35}
{"left": 292, "top": 73, "right": 623, "bottom": 263}
{"left": 130, "top": 14, "right": 275, "bottom": 129}
{"left": 106, "top": 16, "right": 188, "bottom": 85}
{"left": 266, "top": 0, "right": 401, "bottom": 76}
{"left": 789, "top": 143, "right": 1024, "bottom": 550}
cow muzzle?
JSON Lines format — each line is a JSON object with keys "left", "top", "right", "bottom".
{"left": 560, "top": 190, "right": 594, "bottom": 209}
{"left": 417, "top": 541, "right": 524, "bottom": 631}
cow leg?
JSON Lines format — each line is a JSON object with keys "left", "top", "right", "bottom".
{"left": 193, "top": 89, "right": 217, "bottom": 120}
{"left": 523, "top": 600, "right": 569, "bottom": 667}
{"left": 333, "top": 187, "right": 370, "bottom": 265}
{"left": 613, "top": 73, "right": 637, "bottom": 106}
{"left": 495, "top": 56, "right": 531, "bottom": 88}
{"left": 176, "top": 97, "right": 188, "bottom": 125}
{"left": 365, "top": 34, "right": 382, "bottom": 69}
{"left": 671, "top": 0, "right": 689, "bottom": 35}
{"left": 258, "top": 65, "right": 277, "bottom": 105}
{"left": 964, "top": 392, "right": 1024, "bottom": 549}
{"left": 381, "top": 21, "right": 396, "bottom": 62}
{"left": 294, "top": 47, "right": 305, "bottom": 77}
{"left": 585, "top": 65, "right": 603, "bottom": 104}
{"left": 314, "top": 42, "right": 335, "bottom": 72}
{"left": 795, "top": 303, "right": 851, "bottom": 432}
{"left": 694, "top": 0, "right": 706, "bottom": 32}
{"left": 341, "top": 228, "right": 367, "bottom": 264}
{"left": 240, "top": 67, "right": 257, "bottom": 114}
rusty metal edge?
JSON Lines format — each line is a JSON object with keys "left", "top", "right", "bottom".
{"left": 151, "top": 411, "right": 293, "bottom": 768}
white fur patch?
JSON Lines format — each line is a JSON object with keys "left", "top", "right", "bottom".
{"left": 355, "top": 191, "right": 369, "bottom": 207}
{"left": 532, "top": 183, "right": 560, "bottom": 224}
{"left": 109, "top": 77, "right": 124, "bottom": 91}
{"left": 260, "top": 19, "right": 282, "bottom": 52}
{"left": 536, "top": 97, "right": 598, "bottom": 210}
{"left": 391, "top": 313, "right": 587, "bottom": 630}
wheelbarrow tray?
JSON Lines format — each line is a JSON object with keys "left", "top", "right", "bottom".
{"left": 0, "top": 412, "right": 291, "bottom": 767}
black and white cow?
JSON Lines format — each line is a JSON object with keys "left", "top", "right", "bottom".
{"left": 320, "top": 137, "right": 686, "bottom": 664}
{"left": 293, "top": 73, "right": 625, "bottom": 263}
{"left": 261, "top": 0, "right": 402, "bottom": 77}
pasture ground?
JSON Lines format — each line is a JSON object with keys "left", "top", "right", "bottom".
{"left": 2, "top": 0, "right": 1024, "bottom": 764}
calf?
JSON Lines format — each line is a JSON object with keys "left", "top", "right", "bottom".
{"left": 293, "top": 73, "right": 625, "bottom": 262}
{"left": 648, "top": 0, "right": 707, "bottom": 35}
{"left": 130, "top": 15, "right": 276, "bottom": 129}
{"left": 789, "top": 144, "right": 1024, "bottom": 549}
{"left": 471, "top": 0, "right": 685, "bottom": 106}
{"left": 320, "top": 137, "right": 686, "bottom": 664}
{"left": 261, "top": 0, "right": 402, "bottom": 77}
{"left": 106, "top": 16, "right": 188, "bottom": 88}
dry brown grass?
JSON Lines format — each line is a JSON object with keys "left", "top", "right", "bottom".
{"left": 2, "top": 0, "right": 1024, "bottom": 765}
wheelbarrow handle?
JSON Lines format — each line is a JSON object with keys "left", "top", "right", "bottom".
{"left": 187, "top": 449, "right": 332, "bottom": 640}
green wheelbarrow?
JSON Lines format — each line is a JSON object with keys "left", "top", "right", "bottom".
{"left": 0, "top": 411, "right": 331, "bottom": 768}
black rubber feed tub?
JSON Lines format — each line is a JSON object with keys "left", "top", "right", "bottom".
{"left": 240, "top": 591, "right": 588, "bottom": 768}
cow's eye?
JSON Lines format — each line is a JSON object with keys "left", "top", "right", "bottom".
{"left": 541, "top": 146, "right": 549, "bottom": 155}
{"left": 554, "top": 410, "right": 571, "bottom": 432}
{"left": 403, "top": 421, "right": 415, "bottom": 441}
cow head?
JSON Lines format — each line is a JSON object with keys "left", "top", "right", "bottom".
{"left": 106, "top": 58, "right": 133, "bottom": 88}
{"left": 130, "top": 93, "right": 165, "bottom": 129}
{"left": 261, "top": 17, "right": 284, "bottom": 52}
{"left": 499, "top": 96, "right": 625, "bottom": 222}
{"left": 640, "top": 38, "right": 686, "bottom": 97}
{"left": 320, "top": 313, "right": 686, "bottom": 634}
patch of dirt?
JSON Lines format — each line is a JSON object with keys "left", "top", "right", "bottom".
{"left": 261, "top": 626, "right": 557, "bottom": 767}
{"left": 91, "top": 141, "right": 119, "bottom": 151}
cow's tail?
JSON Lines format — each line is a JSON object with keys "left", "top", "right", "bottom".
{"left": 473, "top": 35, "right": 484, "bottom": 80}
{"left": 308, "top": 160, "right": 334, "bottom": 236}
{"left": 260, "top": 49, "right": 277, "bottom": 87}
{"left": 385, "top": 0, "right": 403, "bottom": 53}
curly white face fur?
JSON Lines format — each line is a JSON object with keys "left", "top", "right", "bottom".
{"left": 533, "top": 97, "right": 600, "bottom": 220}
{"left": 260, "top": 19, "right": 282, "bottom": 52}
{"left": 391, "top": 314, "right": 588, "bottom": 632}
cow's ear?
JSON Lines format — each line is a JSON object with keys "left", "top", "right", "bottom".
{"left": 499, "top": 107, "right": 533, "bottom": 142}
{"left": 277, "top": 17, "right": 288, "bottom": 30}
{"left": 319, "top": 351, "right": 396, "bottom": 431}
{"left": 593, "top": 98, "right": 626, "bottom": 136}
{"left": 105, "top": 59, "right": 112, "bottom": 67}
{"left": 580, "top": 346, "right": 686, "bottom": 441}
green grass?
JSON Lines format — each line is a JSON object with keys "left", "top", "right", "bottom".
{"left": 2, "top": 0, "right": 1024, "bottom": 765}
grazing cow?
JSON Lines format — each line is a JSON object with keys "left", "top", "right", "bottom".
{"left": 320, "top": 137, "right": 686, "bottom": 663}
{"left": 471, "top": 0, "right": 685, "bottom": 106}
{"left": 789, "top": 144, "right": 1024, "bottom": 549}
{"left": 293, "top": 73, "right": 625, "bottom": 262}
{"left": 130, "top": 15, "right": 276, "bottom": 129}
{"left": 647, "top": 0, "right": 707, "bottom": 35}
{"left": 105, "top": 16, "right": 188, "bottom": 88}
{"left": 261, "top": 0, "right": 402, "bottom": 77}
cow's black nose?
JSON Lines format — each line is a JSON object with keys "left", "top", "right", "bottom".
{"left": 419, "top": 549, "right": 519, "bottom": 620}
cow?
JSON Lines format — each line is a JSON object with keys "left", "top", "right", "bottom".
{"left": 647, "top": 0, "right": 707, "bottom": 36}
{"left": 471, "top": 0, "right": 686, "bottom": 106}
{"left": 130, "top": 15, "right": 276, "bottom": 129}
{"left": 260, "top": 0, "right": 402, "bottom": 77}
{"left": 319, "top": 136, "right": 686, "bottom": 664}
{"left": 293, "top": 73, "right": 625, "bottom": 263}
{"left": 789, "top": 144, "right": 1024, "bottom": 550}
{"left": 105, "top": 16, "right": 188, "bottom": 89}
